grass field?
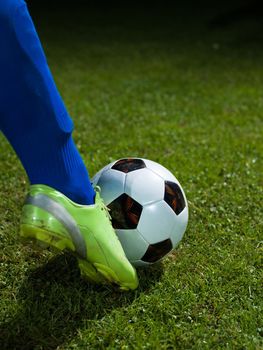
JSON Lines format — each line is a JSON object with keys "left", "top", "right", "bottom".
{"left": 0, "top": 1, "right": 262, "bottom": 349}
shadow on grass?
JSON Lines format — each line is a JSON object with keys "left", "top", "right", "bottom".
{"left": 0, "top": 253, "right": 163, "bottom": 350}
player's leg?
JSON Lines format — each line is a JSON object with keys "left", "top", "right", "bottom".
{"left": 0, "top": 0, "right": 95, "bottom": 205}
{"left": 0, "top": 0, "right": 138, "bottom": 290}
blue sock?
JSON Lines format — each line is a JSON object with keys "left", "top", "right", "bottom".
{"left": 0, "top": 0, "right": 95, "bottom": 205}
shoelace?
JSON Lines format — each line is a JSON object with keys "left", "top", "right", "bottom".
{"left": 95, "top": 186, "right": 112, "bottom": 221}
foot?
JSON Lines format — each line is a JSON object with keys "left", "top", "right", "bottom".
{"left": 20, "top": 184, "right": 138, "bottom": 290}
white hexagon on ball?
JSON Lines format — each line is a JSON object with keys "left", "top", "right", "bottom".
{"left": 116, "top": 228, "right": 148, "bottom": 264}
{"left": 125, "top": 168, "right": 164, "bottom": 205}
{"left": 143, "top": 158, "right": 180, "bottom": 184}
{"left": 95, "top": 169, "right": 126, "bottom": 206}
{"left": 138, "top": 200, "right": 176, "bottom": 244}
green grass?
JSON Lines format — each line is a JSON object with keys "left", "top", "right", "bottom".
{"left": 0, "top": 1, "right": 262, "bottom": 349}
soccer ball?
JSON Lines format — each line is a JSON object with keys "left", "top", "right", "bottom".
{"left": 92, "top": 158, "right": 188, "bottom": 267}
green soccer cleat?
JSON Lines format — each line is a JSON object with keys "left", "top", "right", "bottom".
{"left": 20, "top": 184, "right": 138, "bottom": 290}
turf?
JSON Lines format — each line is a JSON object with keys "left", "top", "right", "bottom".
{"left": 0, "top": 1, "right": 262, "bottom": 349}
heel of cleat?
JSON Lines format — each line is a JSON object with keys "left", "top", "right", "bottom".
{"left": 20, "top": 203, "right": 75, "bottom": 253}
{"left": 20, "top": 223, "right": 74, "bottom": 252}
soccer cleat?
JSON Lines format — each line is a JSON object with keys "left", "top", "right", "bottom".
{"left": 20, "top": 184, "right": 139, "bottom": 290}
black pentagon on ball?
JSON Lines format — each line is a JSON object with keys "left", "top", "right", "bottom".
{"left": 108, "top": 194, "right": 143, "bottom": 229}
{"left": 164, "top": 181, "right": 186, "bottom": 215}
{"left": 112, "top": 158, "right": 146, "bottom": 173}
{"left": 141, "top": 238, "right": 173, "bottom": 263}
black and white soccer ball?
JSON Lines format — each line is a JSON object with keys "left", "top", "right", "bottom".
{"left": 92, "top": 158, "right": 188, "bottom": 267}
